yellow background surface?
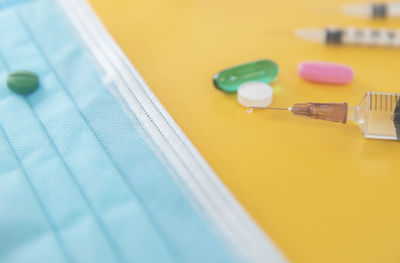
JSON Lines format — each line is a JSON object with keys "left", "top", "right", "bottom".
{"left": 90, "top": 0, "right": 400, "bottom": 262}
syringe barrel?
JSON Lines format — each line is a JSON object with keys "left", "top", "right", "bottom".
{"left": 291, "top": 103, "right": 348, "bottom": 123}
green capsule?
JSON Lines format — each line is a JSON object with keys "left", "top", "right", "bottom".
{"left": 7, "top": 71, "right": 39, "bottom": 94}
{"left": 213, "top": 60, "right": 279, "bottom": 93}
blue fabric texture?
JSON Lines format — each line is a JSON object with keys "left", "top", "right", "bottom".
{"left": 0, "top": 0, "right": 237, "bottom": 262}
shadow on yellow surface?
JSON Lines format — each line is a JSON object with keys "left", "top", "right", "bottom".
{"left": 90, "top": 0, "right": 400, "bottom": 262}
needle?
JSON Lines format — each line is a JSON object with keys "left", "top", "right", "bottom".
{"left": 250, "top": 106, "right": 291, "bottom": 111}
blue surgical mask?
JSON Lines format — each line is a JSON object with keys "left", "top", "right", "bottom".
{"left": 0, "top": 0, "right": 286, "bottom": 262}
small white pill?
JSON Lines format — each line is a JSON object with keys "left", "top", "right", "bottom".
{"left": 237, "top": 81, "right": 273, "bottom": 108}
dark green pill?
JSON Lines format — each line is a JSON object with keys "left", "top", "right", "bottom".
{"left": 7, "top": 71, "right": 39, "bottom": 94}
{"left": 213, "top": 59, "right": 279, "bottom": 93}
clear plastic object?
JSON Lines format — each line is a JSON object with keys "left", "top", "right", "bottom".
{"left": 290, "top": 91, "right": 400, "bottom": 140}
{"left": 255, "top": 91, "right": 400, "bottom": 141}
{"left": 348, "top": 92, "right": 400, "bottom": 140}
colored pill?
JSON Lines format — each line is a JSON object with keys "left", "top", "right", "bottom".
{"left": 298, "top": 61, "right": 354, "bottom": 85}
{"left": 214, "top": 60, "right": 279, "bottom": 93}
{"left": 7, "top": 71, "right": 39, "bottom": 94}
{"left": 237, "top": 81, "right": 273, "bottom": 108}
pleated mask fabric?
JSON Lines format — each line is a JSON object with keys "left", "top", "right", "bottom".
{"left": 0, "top": 0, "right": 287, "bottom": 263}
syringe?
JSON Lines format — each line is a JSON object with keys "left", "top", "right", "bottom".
{"left": 253, "top": 92, "right": 400, "bottom": 140}
{"left": 342, "top": 2, "right": 400, "bottom": 19}
{"left": 296, "top": 27, "right": 400, "bottom": 47}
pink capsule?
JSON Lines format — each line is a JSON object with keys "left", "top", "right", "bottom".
{"left": 298, "top": 61, "right": 354, "bottom": 85}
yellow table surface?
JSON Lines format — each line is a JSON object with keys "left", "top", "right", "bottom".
{"left": 90, "top": 0, "right": 400, "bottom": 262}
